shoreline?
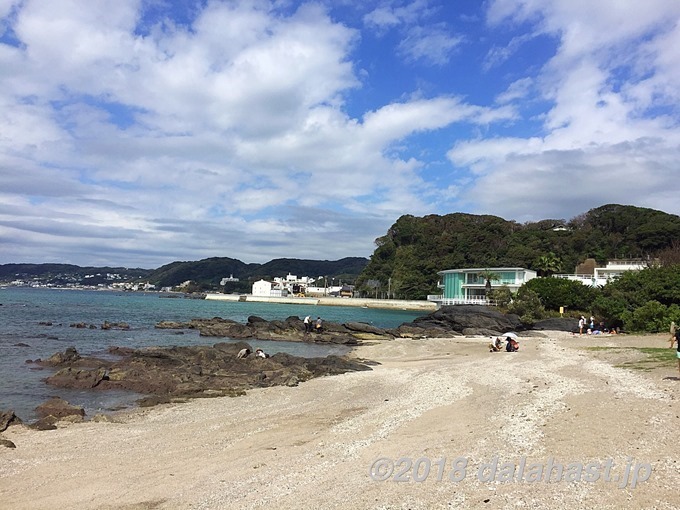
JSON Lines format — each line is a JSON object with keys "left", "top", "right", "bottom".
{"left": 1, "top": 332, "right": 678, "bottom": 509}
{"left": 204, "top": 292, "right": 438, "bottom": 311}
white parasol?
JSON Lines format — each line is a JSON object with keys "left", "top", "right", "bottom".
{"left": 503, "top": 332, "right": 519, "bottom": 339}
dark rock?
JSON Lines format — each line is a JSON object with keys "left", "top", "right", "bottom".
{"left": 108, "top": 346, "right": 135, "bottom": 356}
{"left": 390, "top": 324, "right": 459, "bottom": 338}
{"left": 101, "top": 321, "right": 130, "bottom": 330}
{"left": 35, "top": 397, "right": 85, "bottom": 420}
{"left": 0, "top": 409, "right": 22, "bottom": 432}
{"left": 155, "top": 320, "right": 191, "bottom": 329}
{"left": 70, "top": 322, "right": 96, "bottom": 329}
{"left": 344, "top": 322, "right": 384, "bottom": 335}
{"left": 43, "top": 347, "right": 81, "bottom": 366}
{"left": 48, "top": 367, "right": 109, "bottom": 389}
{"left": 462, "top": 328, "right": 505, "bottom": 337}
{"left": 42, "top": 343, "right": 372, "bottom": 407}
{"left": 247, "top": 315, "right": 268, "bottom": 324}
{"left": 189, "top": 316, "right": 386, "bottom": 344}
{"left": 412, "top": 305, "right": 523, "bottom": 334}
{"left": 13, "top": 342, "right": 30, "bottom": 347}
{"left": 30, "top": 418, "right": 58, "bottom": 431}
{"left": 0, "top": 439, "right": 16, "bottom": 448}
{"left": 532, "top": 318, "right": 577, "bottom": 332}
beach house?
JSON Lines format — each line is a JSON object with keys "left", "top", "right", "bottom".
{"left": 553, "top": 258, "right": 648, "bottom": 287}
{"left": 428, "top": 267, "right": 537, "bottom": 305}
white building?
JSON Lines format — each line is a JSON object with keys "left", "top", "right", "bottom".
{"left": 252, "top": 279, "right": 275, "bottom": 297}
{"left": 554, "top": 259, "right": 648, "bottom": 287}
{"left": 220, "top": 274, "right": 239, "bottom": 285}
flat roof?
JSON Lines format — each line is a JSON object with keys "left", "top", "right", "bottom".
{"left": 437, "top": 267, "right": 534, "bottom": 274}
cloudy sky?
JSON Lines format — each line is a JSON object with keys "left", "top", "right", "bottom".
{"left": 1, "top": 0, "right": 679, "bottom": 268}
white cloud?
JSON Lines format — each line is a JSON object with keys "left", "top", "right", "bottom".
{"left": 364, "top": 0, "right": 460, "bottom": 65}
{"left": 0, "top": 0, "right": 515, "bottom": 266}
{"left": 445, "top": 0, "right": 680, "bottom": 223}
{"left": 397, "top": 24, "right": 462, "bottom": 65}
{"left": 2, "top": 0, "right": 678, "bottom": 267}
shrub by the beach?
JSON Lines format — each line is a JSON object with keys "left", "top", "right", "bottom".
{"left": 600, "top": 265, "right": 680, "bottom": 308}
{"left": 489, "top": 286, "right": 512, "bottom": 308}
{"left": 620, "top": 301, "right": 680, "bottom": 333}
{"left": 523, "top": 277, "right": 600, "bottom": 311}
{"left": 592, "top": 265, "right": 680, "bottom": 331}
{"left": 507, "top": 287, "right": 545, "bottom": 325}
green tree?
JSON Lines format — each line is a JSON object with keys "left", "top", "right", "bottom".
{"left": 524, "top": 277, "right": 599, "bottom": 312}
{"left": 479, "top": 269, "right": 500, "bottom": 298}
{"left": 592, "top": 265, "right": 680, "bottom": 331}
{"left": 489, "top": 285, "right": 513, "bottom": 308}
{"left": 508, "top": 287, "right": 545, "bottom": 325}
{"left": 620, "top": 301, "right": 667, "bottom": 332}
{"left": 534, "top": 252, "right": 563, "bottom": 277}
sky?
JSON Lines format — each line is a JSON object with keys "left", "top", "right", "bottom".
{"left": 1, "top": 0, "right": 679, "bottom": 268}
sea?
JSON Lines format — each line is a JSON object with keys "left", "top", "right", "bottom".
{"left": 0, "top": 287, "right": 425, "bottom": 421}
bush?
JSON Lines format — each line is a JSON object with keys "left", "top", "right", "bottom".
{"left": 524, "top": 277, "right": 600, "bottom": 312}
{"left": 489, "top": 286, "right": 513, "bottom": 308}
{"left": 508, "top": 288, "right": 545, "bottom": 325}
{"left": 594, "top": 265, "right": 680, "bottom": 332}
{"left": 621, "top": 301, "right": 671, "bottom": 333}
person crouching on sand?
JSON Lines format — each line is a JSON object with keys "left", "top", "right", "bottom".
{"left": 488, "top": 337, "right": 503, "bottom": 352}
{"left": 506, "top": 337, "right": 519, "bottom": 352}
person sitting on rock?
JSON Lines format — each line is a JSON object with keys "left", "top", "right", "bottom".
{"left": 236, "top": 348, "right": 251, "bottom": 359}
{"left": 315, "top": 317, "right": 323, "bottom": 333}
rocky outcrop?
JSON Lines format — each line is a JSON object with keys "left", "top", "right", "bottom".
{"left": 35, "top": 397, "right": 85, "bottom": 420}
{"left": 41, "top": 344, "right": 373, "bottom": 405}
{"left": 400, "top": 305, "right": 524, "bottom": 337}
{"left": 156, "top": 316, "right": 395, "bottom": 344}
{"left": 32, "top": 397, "right": 86, "bottom": 430}
{"left": 0, "top": 409, "right": 22, "bottom": 432}
{"left": 101, "top": 321, "right": 130, "bottom": 330}
{"left": 532, "top": 317, "right": 578, "bottom": 332}
{"left": 43, "top": 346, "right": 81, "bottom": 365}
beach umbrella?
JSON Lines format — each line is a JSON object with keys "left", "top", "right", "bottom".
{"left": 504, "top": 332, "right": 519, "bottom": 339}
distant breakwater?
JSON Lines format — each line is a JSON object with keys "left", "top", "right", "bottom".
{"left": 204, "top": 293, "right": 438, "bottom": 312}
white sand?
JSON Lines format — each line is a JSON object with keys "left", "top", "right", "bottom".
{"left": 1, "top": 332, "right": 679, "bottom": 509}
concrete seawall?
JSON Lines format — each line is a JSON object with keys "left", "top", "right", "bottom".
{"left": 204, "top": 293, "right": 437, "bottom": 312}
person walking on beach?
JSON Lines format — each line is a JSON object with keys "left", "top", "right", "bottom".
{"left": 670, "top": 321, "right": 676, "bottom": 345}
{"left": 671, "top": 326, "right": 680, "bottom": 376}
{"left": 578, "top": 316, "right": 585, "bottom": 335}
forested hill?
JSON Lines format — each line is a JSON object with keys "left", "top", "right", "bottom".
{"left": 356, "top": 204, "right": 680, "bottom": 300}
{"left": 0, "top": 257, "right": 369, "bottom": 290}
{"left": 147, "top": 256, "right": 369, "bottom": 290}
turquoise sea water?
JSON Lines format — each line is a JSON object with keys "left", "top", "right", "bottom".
{"left": 0, "top": 287, "right": 425, "bottom": 420}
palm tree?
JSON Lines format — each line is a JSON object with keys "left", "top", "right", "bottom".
{"left": 479, "top": 269, "right": 500, "bottom": 298}
{"left": 535, "top": 252, "right": 562, "bottom": 277}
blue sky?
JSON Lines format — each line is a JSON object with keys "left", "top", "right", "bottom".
{"left": 1, "top": 0, "right": 679, "bottom": 268}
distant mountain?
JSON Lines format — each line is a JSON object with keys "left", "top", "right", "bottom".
{"left": 0, "top": 257, "right": 370, "bottom": 291}
{"left": 356, "top": 204, "right": 680, "bottom": 300}
{"left": 148, "top": 256, "right": 369, "bottom": 290}
{"left": 0, "top": 264, "right": 150, "bottom": 286}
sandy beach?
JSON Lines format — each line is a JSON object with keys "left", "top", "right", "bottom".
{"left": 1, "top": 332, "right": 679, "bottom": 510}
